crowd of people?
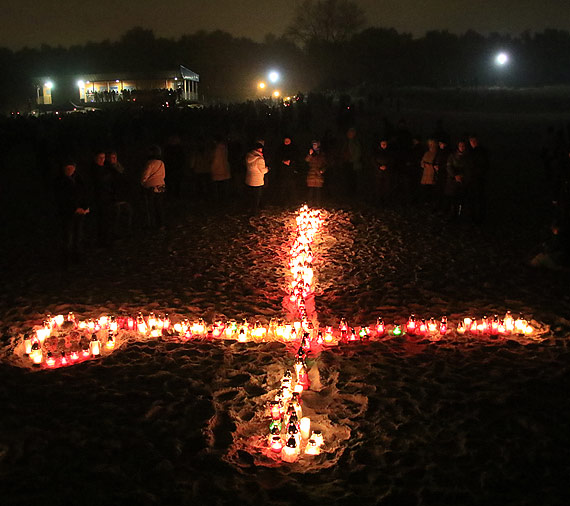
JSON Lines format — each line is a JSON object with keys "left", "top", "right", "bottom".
{"left": 2, "top": 98, "right": 567, "bottom": 270}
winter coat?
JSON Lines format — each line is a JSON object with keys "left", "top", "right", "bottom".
{"left": 446, "top": 150, "right": 473, "bottom": 196}
{"left": 341, "top": 139, "right": 363, "bottom": 172}
{"left": 141, "top": 159, "right": 166, "bottom": 189}
{"left": 420, "top": 149, "right": 438, "bottom": 185}
{"left": 53, "top": 173, "right": 89, "bottom": 218}
{"left": 306, "top": 151, "right": 326, "bottom": 188}
{"left": 469, "top": 145, "right": 490, "bottom": 185}
{"left": 434, "top": 148, "right": 450, "bottom": 182}
{"left": 245, "top": 150, "right": 268, "bottom": 187}
{"left": 210, "top": 142, "right": 231, "bottom": 182}
{"left": 277, "top": 143, "right": 299, "bottom": 178}
{"left": 374, "top": 147, "right": 393, "bottom": 173}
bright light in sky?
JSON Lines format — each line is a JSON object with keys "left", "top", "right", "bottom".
{"left": 495, "top": 52, "right": 509, "bottom": 66}
{"left": 45, "top": 81, "right": 53, "bottom": 89}
{"left": 268, "top": 70, "right": 280, "bottom": 83}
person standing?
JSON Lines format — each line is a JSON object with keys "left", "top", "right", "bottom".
{"left": 340, "top": 127, "right": 363, "bottom": 200}
{"left": 53, "top": 160, "right": 90, "bottom": 269}
{"left": 468, "top": 134, "right": 490, "bottom": 224}
{"left": 245, "top": 142, "right": 268, "bottom": 216}
{"left": 446, "top": 140, "right": 473, "bottom": 221}
{"left": 210, "top": 136, "right": 231, "bottom": 204}
{"left": 106, "top": 150, "right": 133, "bottom": 237}
{"left": 434, "top": 138, "right": 451, "bottom": 211}
{"left": 373, "top": 138, "right": 393, "bottom": 208}
{"left": 141, "top": 145, "right": 166, "bottom": 229}
{"left": 90, "top": 150, "right": 116, "bottom": 247}
{"left": 420, "top": 139, "right": 438, "bottom": 206}
{"left": 305, "top": 140, "right": 326, "bottom": 207}
{"left": 277, "top": 136, "right": 299, "bottom": 206}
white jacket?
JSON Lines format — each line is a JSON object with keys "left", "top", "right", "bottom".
{"left": 245, "top": 150, "right": 268, "bottom": 187}
{"left": 141, "top": 159, "right": 166, "bottom": 188}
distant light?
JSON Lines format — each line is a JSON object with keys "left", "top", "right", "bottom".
{"left": 116, "top": 79, "right": 120, "bottom": 83}
{"left": 268, "top": 71, "right": 280, "bottom": 83}
{"left": 495, "top": 52, "right": 509, "bottom": 66}
{"left": 174, "top": 77, "right": 178, "bottom": 81}
{"left": 258, "top": 82, "right": 266, "bottom": 89}
{"left": 86, "top": 81, "right": 90, "bottom": 84}
{"left": 77, "top": 80, "right": 84, "bottom": 87}
{"left": 273, "top": 90, "right": 280, "bottom": 98}
{"left": 45, "top": 81, "right": 53, "bottom": 89}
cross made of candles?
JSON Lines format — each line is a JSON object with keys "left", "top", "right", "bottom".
{"left": 10, "top": 205, "right": 546, "bottom": 464}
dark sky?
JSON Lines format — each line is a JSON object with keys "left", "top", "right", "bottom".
{"left": 2, "top": 0, "right": 570, "bottom": 49}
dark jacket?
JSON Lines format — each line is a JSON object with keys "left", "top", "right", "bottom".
{"left": 446, "top": 150, "right": 473, "bottom": 195}
{"left": 53, "top": 173, "right": 89, "bottom": 219}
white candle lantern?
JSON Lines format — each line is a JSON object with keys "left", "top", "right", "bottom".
{"left": 23, "top": 334, "right": 32, "bottom": 355}
{"left": 282, "top": 436, "right": 298, "bottom": 462}
{"left": 30, "top": 342, "right": 43, "bottom": 365}
{"left": 46, "top": 352, "right": 56, "bottom": 367}
{"left": 300, "top": 417, "right": 311, "bottom": 440}
{"left": 89, "top": 335, "right": 101, "bottom": 356}
{"left": 137, "top": 315, "right": 147, "bottom": 334}
{"left": 311, "top": 430, "right": 324, "bottom": 447}
{"left": 305, "top": 439, "right": 321, "bottom": 455}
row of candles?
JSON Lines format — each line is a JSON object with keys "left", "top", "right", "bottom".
{"left": 265, "top": 349, "right": 325, "bottom": 461}
{"left": 20, "top": 310, "right": 536, "bottom": 368}
{"left": 264, "top": 206, "right": 325, "bottom": 462}
{"left": 288, "top": 205, "right": 324, "bottom": 323}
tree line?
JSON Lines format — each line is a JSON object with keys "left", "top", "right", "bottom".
{"left": 2, "top": 0, "right": 570, "bottom": 111}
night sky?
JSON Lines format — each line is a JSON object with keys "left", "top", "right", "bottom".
{"left": 2, "top": 0, "right": 570, "bottom": 49}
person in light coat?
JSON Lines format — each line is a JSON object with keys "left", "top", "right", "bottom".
{"left": 245, "top": 142, "right": 268, "bottom": 215}
{"left": 141, "top": 145, "right": 166, "bottom": 229}
{"left": 210, "top": 137, "right": 231, "bottom": 203}
{"left": 420, "top": 138, "right": 438, "bottom": 205}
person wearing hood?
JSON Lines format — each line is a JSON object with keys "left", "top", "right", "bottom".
{"left": 305, "top": 140, "right": 326, "bottom": 207}
{"left": 245, "top": 142, "right": 268, "bottom": 215}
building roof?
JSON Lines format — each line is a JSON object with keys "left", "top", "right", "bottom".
{"left": 36, "top": 65, "right": 199, "bottom": 84}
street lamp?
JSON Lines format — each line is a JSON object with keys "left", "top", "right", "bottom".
{"left": 273, "top": 90, "right": 280, "bottom": 98}
{"left": 495, "top": 52, "right": 509, "bottom": 66}
{"left": 45, "top": 81, "right": 54, "bottom": 89}
{"left": 258, "top": 82, "right": 266, "bottom": 89}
